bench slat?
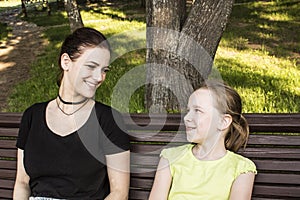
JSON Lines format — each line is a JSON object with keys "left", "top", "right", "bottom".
{"left": 131, "top": 154, "right": 300, "bottom": 172}
{"left": 0, "top": 140, "right": 16, "bottom": 149}
{"left": 0, "top": 128, "right": 19, "bottom": 137}
{"left": 0, "top": 149, "right": 17, "bottom": 158}
{"left": 129, "top": 189, "right": 149, "bottom": 200}
{"left": 0, "top": 160, "right": 16, "bottom": 170}
{"left": 0, "top": 169, "right": 16, "bottom": 179}
{"left": 129, "top": 132, "right": 300, "bottom": 145}
{"left": 131, "top": 144, "right": 300, "bottom": 159}
{"left": 0, "top": 188, "right": 13, "bottom": 199}
{"left": 253, "top": 185, "right": 300, "bottom": 198}
{"left": 0, "top": 179, "right": 14, "bottom": 189}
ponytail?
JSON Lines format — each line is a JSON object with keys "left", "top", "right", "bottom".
{"left": 225, "top": 114, "right": 249, "bottom": 152}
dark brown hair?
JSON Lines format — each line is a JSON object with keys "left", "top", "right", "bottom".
{"left": 57, "top": 27, "right": 111, "bottom": 86}
{"left": 201, "top": 80, "right": 249, "bottom": 152}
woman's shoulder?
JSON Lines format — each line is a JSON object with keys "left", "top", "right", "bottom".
{"left": 22, "top": 101, "right": 49, "bottom": 115}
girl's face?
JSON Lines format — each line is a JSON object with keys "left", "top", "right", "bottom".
{"left": 184, "top": 88, "right": 222, "bottom": 144}
{"left": 64, "top": 47, "right": 110, "bottom": 98}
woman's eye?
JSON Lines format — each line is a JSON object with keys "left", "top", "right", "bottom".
{"left": 102, "top": 68, "right": 110, "bottom": 73}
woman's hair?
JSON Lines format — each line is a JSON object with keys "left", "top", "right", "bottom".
{"left": 201, "top": 80, "right": 249, "bottom": 152}
{"left": 57, "top": 27, "right": 111, "bottom": 86}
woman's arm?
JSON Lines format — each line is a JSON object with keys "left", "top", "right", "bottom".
{"left": 149, "top": 157, "right": 172, "bottom": 200}
{"left": 229, "top": 172, "right": 255, "bottom": 200}
{"left": 13, "top": 149, "right": 30, "bottom": 199}
{"left": 105, "top": 150, "right": 130, "bottom": 200}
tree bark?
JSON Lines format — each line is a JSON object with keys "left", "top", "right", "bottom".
{"left": 64, "top": 0, "right": 84, "bottom": 32}
{"left": 146, "top": 0, "right": 234, "bottom": 113}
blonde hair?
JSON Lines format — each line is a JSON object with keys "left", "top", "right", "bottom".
{"left": 201, "top": 80, "right": 249, "bottom": 152}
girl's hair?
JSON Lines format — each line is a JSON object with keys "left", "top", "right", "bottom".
{"left": 201, "top": 80, "right": 249, "bottom": 152}
{"left": 57, "top": 27, "right": 111, "bottom": 86}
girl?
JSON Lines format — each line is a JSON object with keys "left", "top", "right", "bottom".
{"left": 149, "top": 81, "right": 256, "bottom": 200}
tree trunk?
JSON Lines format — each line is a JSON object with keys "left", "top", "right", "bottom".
{"left": 21, "top": 0, "right": 27, "bottom": 17}
{"left": 146, "top": 0, "right": 234, "bottom": 113}
{"left": 141, "top": 0, "right": 146, "bottom": 8}
{"left": 64, "top": 0, "right": 84, "bottom": 32}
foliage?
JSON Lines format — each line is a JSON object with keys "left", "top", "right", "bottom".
{"left": 2, "top": 0, "right": 300, "bottom": 113}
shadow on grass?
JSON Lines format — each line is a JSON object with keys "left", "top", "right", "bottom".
{"left": 216, "top": 57, "right": 300, "bottom": 112}
{"left": 79, "top": 0, "right": 146, "bottom": 23}
{"left": 223, "top": 0, "right": 300, "bottom": 59}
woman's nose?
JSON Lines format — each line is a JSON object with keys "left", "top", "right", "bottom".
{"left": 93, "top": 68, "right": 104, "bottom": 82}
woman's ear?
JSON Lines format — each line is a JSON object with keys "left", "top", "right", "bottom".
{"left": 219, "top": 114, "right": 232, "bottom": 131}
{"left": 61, "top": 53, "right": 71, "bottom": 71}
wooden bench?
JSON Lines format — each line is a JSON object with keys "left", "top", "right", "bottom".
{"left": 1, "top": 112, "right": 300, "bottom": 199}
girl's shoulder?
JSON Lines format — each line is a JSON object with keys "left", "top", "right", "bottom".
{"left": 227, "top": 151, "right": 257, "bottom": 175}
{"left": 160, "top": 144, "right": 192, "bottom": 161}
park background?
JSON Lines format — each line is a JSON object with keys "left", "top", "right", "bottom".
{"left": 0, "top": 0, "right": 299, "bottom": 113}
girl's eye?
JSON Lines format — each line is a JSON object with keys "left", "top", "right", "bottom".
{"left": 87, "top": 65, "right": 96, "bottom": 69}
{"left": 195, "top": 109, "right": 203, "bottom": 113}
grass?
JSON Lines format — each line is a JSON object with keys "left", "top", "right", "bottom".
{"left": 1, "top": 0, "right": 299, "bottom": 113}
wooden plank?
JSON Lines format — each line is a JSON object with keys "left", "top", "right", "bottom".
{"left": 129, "top": 132, "right": 300, "bottom": 145}
{"left": 0, "top": 179, "right": 14, "bottom": 189}
{"left": 0, "top": 113, "right": 22, "bottom": 128}
{"left": 255, "top": 173, "right": 300, "bottom": 185}
{"left": 253, "top": 160, "right": 300, "bottom": 172}
{"left": 0, "top": 160, "right": 17, "bottom": 170}
{"left": 0, "top": 188, "right": 13, "bottom": 199}
{"left": 131, "top": 144, "right": 300, "bottom": 159}
{"left": 253, "top": 185, "right": 300, "bottom": 198}
{"left": 247, "top": 134, "right": 300, "bottom": 146}
{"left": 0, "top": 128, "right": 19, "bottom": 137}
{"left": 125, "top": 113, "right": 300, "bottom": 133}
{"left": 131, "top": 154, "right": 300, "bottom": 173}
{"left": 0, "top": 149, "right": 17, "bottom": 158}
{"left": 0, "top": 169, "right": 16, "bottom": 179}
{"left": 129, "top": 189, "right": 150, "bottom": 200}
{"left": 239, "top": 148, "right": 300, "bottom": 159}
{"left": 130, "top": 177, "right": 153, "bottom": 189}
{"left": 0, "top": 140, "right": 17, "bottom": 149}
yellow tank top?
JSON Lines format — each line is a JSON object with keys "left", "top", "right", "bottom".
{"left": 160, "top": 144, "right": 257, "bottom": 200}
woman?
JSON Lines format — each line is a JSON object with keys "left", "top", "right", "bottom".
{"left": 149, "top": 81, "right": 256, "bottom": 200}
{"left": 13, "top": 27, "right": 130, "bottom": 200}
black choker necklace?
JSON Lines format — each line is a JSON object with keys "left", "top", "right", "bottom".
{"left": 58, "top": 94, "right": 87, "bottom": 105}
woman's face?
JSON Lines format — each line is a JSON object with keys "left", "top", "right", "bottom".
{"left": 184, "top": 88, "right": 222, "bottom": 144}
{"left": 65, "top": 47, "right": 110, "bottom": 98}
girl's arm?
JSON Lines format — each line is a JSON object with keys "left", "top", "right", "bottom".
{"left": 105, "top": 150, "right": 130, "bottom": 200}
{"left": 149, "top": 157, "right": 172, "bottom": 200}
{"left": 13, "top": 149, "right": 31, "bottom": 199}
{"left": 229, "top": 172, "right": 255, "bottom": 200}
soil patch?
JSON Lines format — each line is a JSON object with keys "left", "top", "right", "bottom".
{"left": 0, "top": 8, "right": 46, "bottom": 111}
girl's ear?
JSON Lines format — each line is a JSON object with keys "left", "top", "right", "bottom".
{"left": 61, "top": 53, "right": 71, "bottom": 71}
{"left": 219, "top": 114, "right": 232, "bottom": 131}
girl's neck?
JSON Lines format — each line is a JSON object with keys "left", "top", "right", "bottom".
{"left": 192, "top": 141, "right": 227, "bottom": 161}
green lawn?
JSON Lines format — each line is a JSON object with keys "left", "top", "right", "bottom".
{"left": 1, "top": 0, "right": 299, "bottom": 113}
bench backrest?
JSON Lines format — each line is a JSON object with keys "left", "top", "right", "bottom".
{"left": 1, "top": 113, "right": 300, "bottom": 199}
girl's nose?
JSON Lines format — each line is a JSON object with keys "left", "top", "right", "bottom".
{"left": 184, "top": 111, "right": 192, "bottom": 123}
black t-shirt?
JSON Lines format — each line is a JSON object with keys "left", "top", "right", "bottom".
{"left": 16, "top": 101, "right": 130, "bottom": 199}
